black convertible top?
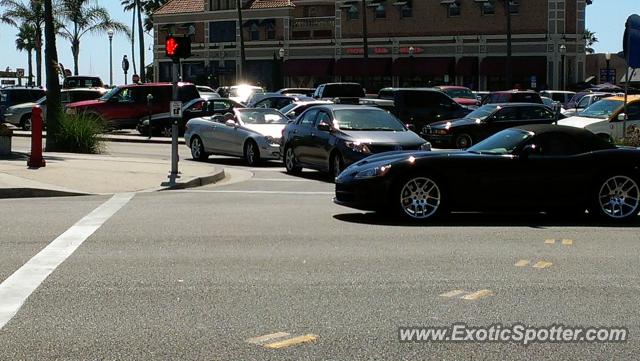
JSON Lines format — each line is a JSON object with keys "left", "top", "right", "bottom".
{"left": 515, "top": 124, "right": 615, "bottom": 151}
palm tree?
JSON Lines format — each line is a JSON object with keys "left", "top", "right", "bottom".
{"left": 122, "top": 0, "right": 137, "bottom": 80}
{"left": 121, "top": 0, "right": 168, "bottom": 80}
{"left": 584, "top": 29, "right": 598, "bottom": 54}
{"left": 15, "top": 23, "right": 37, "bottom": 86}
{"left": 59, "top": 0, "right": 129, "bottom": 75}
{"left": 1, "top": 0, "right": 46, "bottom": 86}
{"left": 44, "top": 0, "right": 61, "bottom": 151}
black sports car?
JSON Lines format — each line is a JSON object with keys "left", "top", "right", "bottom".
{"left": 334, "top": 124, "right": 640, "bottom": 222}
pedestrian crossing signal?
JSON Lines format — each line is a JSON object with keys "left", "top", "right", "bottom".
{"left": 165, "top": 36, "right": 191, "bottom": 59}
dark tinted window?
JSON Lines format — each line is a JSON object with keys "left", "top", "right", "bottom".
{"left": 316, "top": 111, "right": 332, "bottom": 127}
{"left": 70, "top": 91, "right": 103, "bottom": 102}
{"left": 492, "top": 107, "right": 520, "bottom": 121}
{"left": 178, "top": 85, "right": 200, "bottom": 102}
{"left": 625, "top": 102, "right": 640, "bottom": 120}
{"left": 322, "top": 84, "right": 364, "bottom": 98}
{"left": 511, "top": 93, "right": 542, "bottom": 103}
{"left": 520, "top": 106, "right": 554, "bottom": 120}
{"left": 210, "top": 21, "right": 236, "bottom": 42}
{"left": 399, "top": 91, "right": 439, "bottom": 107}
{"left": 530, "top": 133, "right": 583, "bottom": 156}
{"left": 298, "top": 108, "right": 319, "bottom": 126}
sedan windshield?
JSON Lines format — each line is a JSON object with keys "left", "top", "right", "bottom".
{"left": 333, "top": 109, "right": 405, "bottom": 131}
{"left": 237, "top": 109, "right": 288, "bottom": 124}
{"left": 579, "top": 99, "right": 623, "bottom": 119}
{"left": 444, "top": 88, "right": 475, "bottom": 99}
{"left": 467, "top": 128, "right": 533, "bottom": 155}
{"left": 100, "top": 86, "right": 119, "bottom": 101}
{"left": 279, "top": 103, "right": 298, "bottom": 114}
{"left": 464, "top": 105, "right": 499, "bottom": 121}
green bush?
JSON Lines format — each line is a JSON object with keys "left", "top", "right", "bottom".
{"left": 53, "top": 113, "right": 105, "bottom": 154}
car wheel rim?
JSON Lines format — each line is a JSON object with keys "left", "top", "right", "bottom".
{"left": 333, "top": 155, "right": 342, "bottom": 177}
{"left": 286, "top": 148, "right": 295, "bottom": 170}
{"left": 191, "top": 138, "right": 201, "bottom": 158}
{"left": 24, "top": 118, "right": 32, "bottom": 130}
{"left": 247, "top": 143, "right": 255, "bottom": 164}
{"left": 456, "top": 135, "right": 470, "bottom": 148}
{"left": 400, "top": 177, "right": 441, "bottom": 219}
{"left": 161, "top": 126, "right": 172, "bottom": 137}
{"left": 598, "top": 175, "right": 640, "bottom": 219}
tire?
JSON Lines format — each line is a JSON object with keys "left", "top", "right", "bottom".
{"left": 244, "top": 140, "right": 260, "bottom": 166}
{"left": 20, "top": 114, "right": 32, "bottom": 131}
{"left": 160, "top": 125, "right": 172, "bottom": 138}
{"left": 330, "top": 152, "right": 344, "bottom": 179}
{"left": 395, "top": 175, "right": 445, "bottom": 221}
{"left": 284, "top": 146, "right": 302, "bottom": 174}
{"left": 190, "top": 136, "right": 208, "bottom": 161}
{"left": 454, "top": 133, "right": 473, "bottom": 149}
{"left": 591, "top": 174, "right": 640, "bottom": 222}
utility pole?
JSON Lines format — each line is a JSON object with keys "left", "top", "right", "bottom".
{"left": 236, "top": 0, "right": 246, "bottom": 82}
{"left": 361, "top": 0, "right": 369, "bottom": 93}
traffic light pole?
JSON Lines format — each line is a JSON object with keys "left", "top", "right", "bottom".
{"left": 171, "top": 60, "right": 180, "bottom": 179}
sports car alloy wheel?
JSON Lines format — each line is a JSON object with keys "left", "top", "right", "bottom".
{"left": 245, "top": 141, "right": 259, "bottom": 166}
{"left": 284, "top": 147, "right": 301, "bottom": 173}
{"left": 598, "top": 175, "right": 640, "bottom": 220}
{"left": 191, "top": 136, "right": 206, "bottom": 161}
{"left": 455, "top": 134, "right": 472, "bottom": 149}
{"left": 399, "top": 177, "right": 442, "bottom": 220}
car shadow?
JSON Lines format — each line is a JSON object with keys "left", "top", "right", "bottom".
{"left": 333, "top": 211, "right": 640, "bottom": 228}
{"left": 201, "top": 156, "right": 283, "bottom": 168}
{"left": 281, "top": 170, "right": 334, "bottom": 183}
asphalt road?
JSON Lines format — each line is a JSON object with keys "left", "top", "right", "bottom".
{"left": 1, "top": 142, "right": 640, "bottom": 360}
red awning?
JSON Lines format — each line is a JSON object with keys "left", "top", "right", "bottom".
{"left": 480, "top": 57, "right": 547, "bottom": 76}
{"left": 392, "top": 57, "right": 454, "bottom": 76}
{"left": 456, "top": 57, "right": 479, "bottom": 76}
{"left": 334, "top": 58, "right": 392, "bottom": 76}
{"left": 283, "top": 59, "right": 333, "bottom": 76}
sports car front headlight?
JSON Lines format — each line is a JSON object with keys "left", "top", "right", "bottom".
{"left": 345, "top": 141, "right": 371, "bottom": 154}
{"left": 264, "top": 136, "right": 281, "bottom": 145}
{"left": 354, "top": 164, "right": 392, "bottom": 179}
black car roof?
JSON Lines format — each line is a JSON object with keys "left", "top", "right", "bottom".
{"left": 514, "top": 124, "right": 615, "bottom": 149}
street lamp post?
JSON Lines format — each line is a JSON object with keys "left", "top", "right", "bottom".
{"left": 236, "top": 0, "right": 246, "bottom": 83}
{"left": 107, "top": 29, "right": 114, "bottom": 86}
{"left": 605, "top": 52, "right": 612, "bottom": 83}
{"left": 559, "top": 44, "right": 567, "bottom": 90}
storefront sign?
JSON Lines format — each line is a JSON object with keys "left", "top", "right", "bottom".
{"left": 345, "top": 47, "right": 390, "bottom": 55}
{"left": 398, "top": 47, "right": 425, "bottom": 55}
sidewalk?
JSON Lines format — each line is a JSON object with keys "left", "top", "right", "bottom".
{"left": 10, "top": 128, "right": 185, "bottom": 145}
{"left": 0, "top": 152, "right": 224, "bottom": 198}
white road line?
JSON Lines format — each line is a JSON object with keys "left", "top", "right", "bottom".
{"left": 0, "top": 193, "right": 134, "bottom": 330}
{"left": 248, "top": 178, "right": 313, "bottom": 182}
{"left": 175, "top": 190, "right": 334, "bottom": 195}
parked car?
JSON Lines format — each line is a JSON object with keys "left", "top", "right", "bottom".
{"left": 375, "top": 88, "right": 472, "bottom": 131}
{"left": 559, "top": 95, "right": 640, "bottom": 142}
{"left": 281, "top": 105, "right": 431, "bottom": 178}
{"left": 246, "top": 93, "right": 313, "bottom": 109}
{"left": 279, "top": 100, "right": 333, "bottom": 119}
{"left": 185, "top": 108, "right": 288, "bottom": 165}
{"left": 3, "top": 88, "right": 107, "bottom": 130}
{"left": 276, "top": 88, "right": 315, "bottom": 97}
{"left": 423, "top": 103, "right": 560, "bottom": 149}
{"left": 335, "top": 124, "right": 640, "bottom": 222}
{"left": 562, "top": 92, "right": 616, "bottom": 117}
{"left": 482, "top": 90, "right": 543, "bottom": 105}
{"left": 62, "top": 75, "right": 104, "bottom": 89}
{"left": 473, "top": 91, "right": 490, "bottom": 102}
{"left": 312, "top": 83, "right": 365, "bottom": 104}
{"left": 65, "top": 82, "right": 200, "bottom": 129}
{"left": 434, "top": 86, "right": 480, "bottom": 108}
{"left": 196, "top": 85, "right": 219, "bottom": 98}
{"left": 0, "top": 87, "right": 46, "bottom": 122}
{"left": 539, "top": 90, "right": 576, "bottom": 107}
{"left": 137, "top": 97, "right": 243, "bottom": 137}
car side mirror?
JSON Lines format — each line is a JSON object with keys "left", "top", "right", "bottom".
{"left": 317, "top": 121, "right": 331, "bottom": 131}
{"left": 617, "top": 113, "right": 628, "bottom": 122}
{"left": 225, "top": 119, "right": 238, "bottom": 127}
{"left": 520, "top": 144, "right": 538, "bottom": 159}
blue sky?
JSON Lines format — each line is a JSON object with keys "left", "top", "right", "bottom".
{"left": 0, "top": 0, "right": 637, "bottom": 84}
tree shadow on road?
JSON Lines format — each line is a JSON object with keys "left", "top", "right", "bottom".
{"left": 201, "top": 156, "right": 282, "bottom": 168}
{"left": 333, "top": 211, "right": 640, "bottom": 228}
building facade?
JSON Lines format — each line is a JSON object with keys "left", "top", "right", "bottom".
{"left": 153, "top": 0, "right": 589, "bottom": 91}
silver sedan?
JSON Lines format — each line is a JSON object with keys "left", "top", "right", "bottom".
{"left": 184, "top": 108, "right": 288, "bottom": 166}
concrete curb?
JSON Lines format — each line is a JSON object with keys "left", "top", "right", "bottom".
{"left": 0, "top": 188, "right": 90, "bottom": 199}
{"left": 11, "top": 131, "right": 185, "bottom": 145}
{"left": 157, "top": 168, "right": 226, "bottom": 191}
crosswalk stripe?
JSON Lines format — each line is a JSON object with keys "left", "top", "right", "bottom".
{"left": 263, "top": 334, "right": 318, "bottom": 349}
{"left": 439, "top": 290, "right": 466, "bottom": 298}
{"left": 461, "top": 289, "right": 494, "bottom": 300}
{"left": 246, "top": 332, "right": 290, "bottom": 345}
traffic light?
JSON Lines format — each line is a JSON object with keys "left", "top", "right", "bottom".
{"left": 165, "top": 36, "right": 191, "bottom": 60}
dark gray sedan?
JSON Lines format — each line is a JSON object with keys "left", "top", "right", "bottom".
{"left": 281, "top": 105, "right": 431, "bottom": 177}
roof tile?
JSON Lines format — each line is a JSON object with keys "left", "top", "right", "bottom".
{"left": 154, "top": 0, "right": 204, "bottom": 15}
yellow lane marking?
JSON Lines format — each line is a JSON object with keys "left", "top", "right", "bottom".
{"left": 246, "top": 332, "right": 290, "bottom": 345}
{"left": 544, "top": 239, "right": 556, "bottom": 244}
{"left": 532, "top": 261, "right": 553, "bottom": 269}
{"left": 562, "top": 239, "right": 573, "bottom": 245}
{"left": 514, "top": 259, "right": 530, "bottom": 267}
{"left": 263, "top": 334, "right": 318, "bottom": 349}
{"left": 461, "top": 289, "right": 494, "bottom": 300}
{"left": 439, "top": 289, "right": 466, "bottom": 298}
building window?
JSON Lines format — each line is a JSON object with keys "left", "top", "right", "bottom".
{"left": 448, "top": 2, "right": 461, "bottom": 17}
{"left": 307, "top": 6, "right": 318, "bottom": 17}
{"left": 210, "top": 21, "right": 236, "bottom": 42}
{"left": 347, "top": 5, "right": 359, "bottom": 20}
{"left": 250, "top": 24, "right": 260, "bottom": 41}
{"left": 481, "top": 2, "right": 495, "bottom": 15}
{"left": 508, "top": 0, "right": 519, "bottom": 14}
{"left": 400, "top": 3, "right": 413, "bottom": 18}
{"left": 374, "top": 3, "right": 386, "bottom": 19}
{"left": 266, "top": 23, "right": 275, "bottom": 40}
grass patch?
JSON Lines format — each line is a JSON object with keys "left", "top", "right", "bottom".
{"left": 53, "top": 113, "right": 105, "bottom": 154}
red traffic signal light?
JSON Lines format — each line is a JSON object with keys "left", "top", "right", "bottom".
{"left": 165, "top": 36, "right": 191, "bottom": 59}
